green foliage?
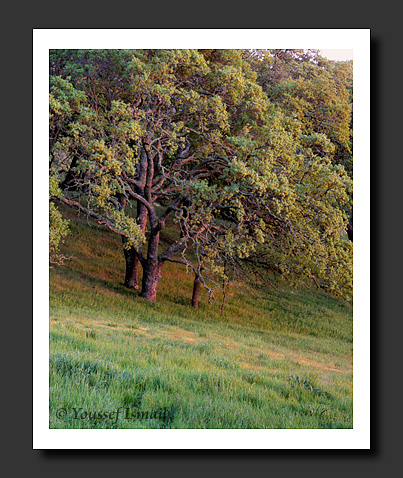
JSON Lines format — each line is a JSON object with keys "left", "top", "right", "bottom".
{"left": 49, "top": 49, "right": 353, "bottom": 299}
{"left": 49, "top": 174, "right": 69, "bottom": 264}
{"left": 243, "top": 49, "right": 353, "bottom": 176}
{"left": 176, "top": 105, "right": 352, "bottom": 298}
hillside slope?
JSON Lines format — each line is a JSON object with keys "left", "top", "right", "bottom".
{"left": 49, "top": 206, "right": 353, "bottom": 429}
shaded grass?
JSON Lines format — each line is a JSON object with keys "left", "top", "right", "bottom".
{"left": 49, "top": 205, "right": 353, "bottom": 429}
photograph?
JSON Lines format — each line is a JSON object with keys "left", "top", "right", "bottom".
{"left": 33, "top": 29, "right": 370, "bottom": 449}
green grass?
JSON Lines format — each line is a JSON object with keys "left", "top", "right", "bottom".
{"left": 49, "top": 205, "right": 353, "bottom": 429}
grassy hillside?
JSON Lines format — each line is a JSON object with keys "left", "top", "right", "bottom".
{"left": 49, "top": 205, "right": 353, "bottom": 429}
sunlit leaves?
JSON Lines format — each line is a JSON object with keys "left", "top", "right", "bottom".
{"left": 49, "top": 49, "right": 353, "bottom": 299}
{"left": 49, "top": 174, "right": 69, "bottom": 263}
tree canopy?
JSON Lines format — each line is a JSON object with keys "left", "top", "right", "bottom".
{"left": 49, "top": 49, "right": 353, "bottom": 302}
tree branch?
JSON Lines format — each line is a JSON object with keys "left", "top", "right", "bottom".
{"left": 58, "top": 197, "right": 126, "bottom": 236}
{"left": 158, "top": 236, "right": 188, "bottom": 262}
{"left": 116, "top": 177, "right": 154, "bottom": 215}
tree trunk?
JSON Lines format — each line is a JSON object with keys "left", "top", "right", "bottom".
{"left": 191, "top": 273, "right": 202, "bottom": 308}
{"left": 122, "top": 238, "right": 140, "bottom": 289}
{"left": 140, "top": 230, "right": 162, "bottom": 302}
{"left": 140, "top": 259, "right": 162, "bottom": 302}
{"left": 121, "top": 200, "right": 148, "bottom": 290}
{"left": 347, "top": 223, "right": 353, "bottom": 242}
{"left": 61, "top": 155, "right": 80, "bottom": 191}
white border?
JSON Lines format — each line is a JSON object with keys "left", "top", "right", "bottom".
{"left": 33, "top": 29, "right": 370, "bottom": 449}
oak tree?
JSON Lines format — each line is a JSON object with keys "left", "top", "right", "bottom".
{"left": 49, "top": 49, "right": 353, "bottom": 303}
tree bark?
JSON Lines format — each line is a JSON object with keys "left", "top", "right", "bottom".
{"left": 122, "top": 238, "right": 140, "bottom": 289}
{"left": 61, "top": 155, "right": 81, "bottom": 191}
{"left": 140, "top": 229, "right": 162, "bottom": 302}
{"left": 140, "top": 259, "right": 162, "bottom": 302}
{"left": 347, "top": 223, "right": 353, "bottom": 242}
{"left": 191, "top": 273, "right": 202, "bottom": 308}
{"left": 121, "top": 200, "right": 148, "bottom": 290}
